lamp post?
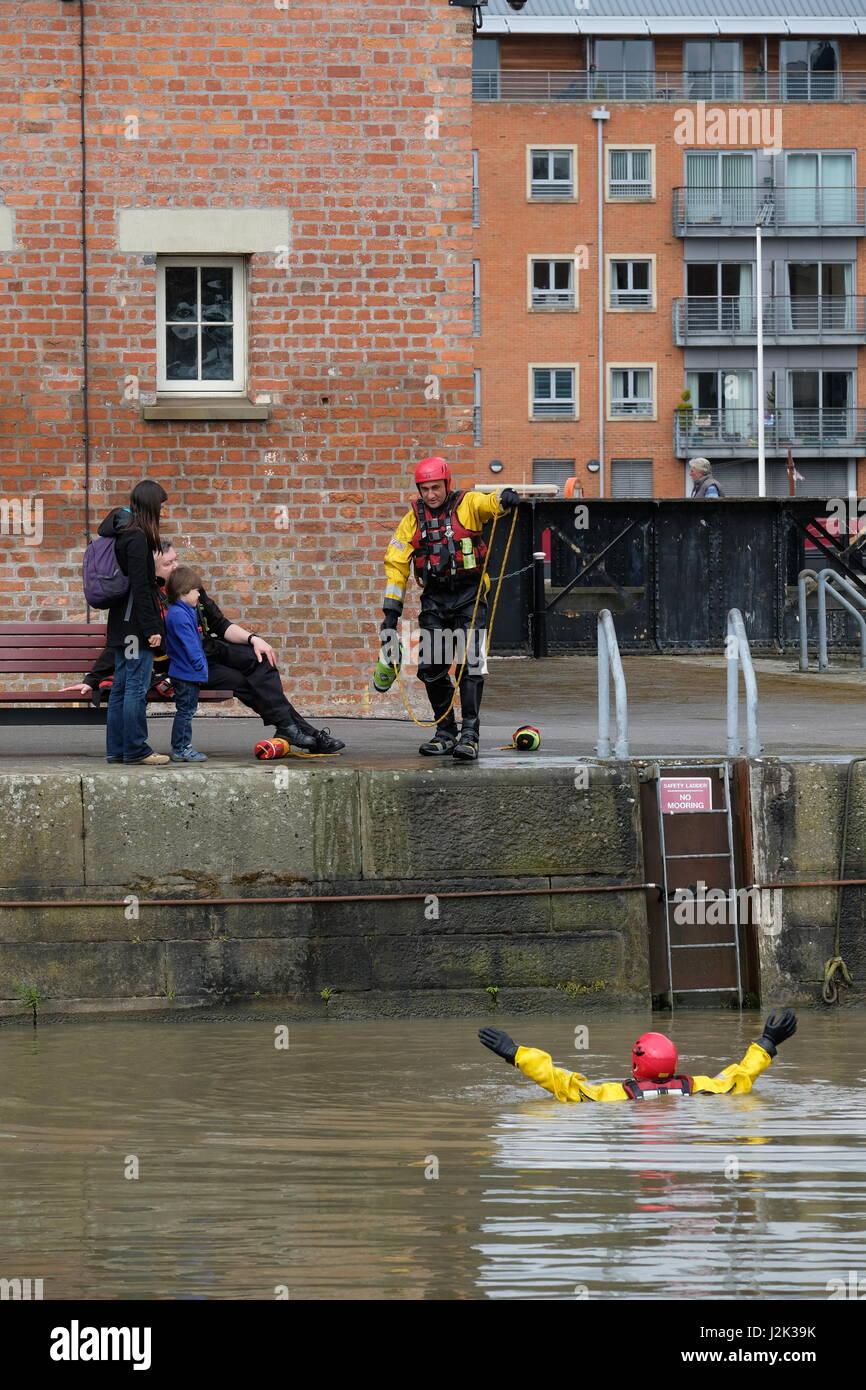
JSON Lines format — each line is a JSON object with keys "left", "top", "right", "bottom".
{"left": 755, "top": 200, "right": 773, "bottom": 497}
{"left": 591, "top": 106, "right": 610, "bottom": 496}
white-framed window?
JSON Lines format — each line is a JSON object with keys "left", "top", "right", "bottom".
{"left": 532, "top": 459, "right": 577, "bottom": 494}
{"left": 606, "top": 255, "right": 654, "bottom": 309}
{"left": 528, "top": 257, "right": 577, "bottom": 310}
{"left": 606, "top": 146, "right": 654, "bottom": 201}
{"left": 527, "top": 146, "right": 576, "bottom": 200}
{"left": 611, "top": 458, "right": 653, "bottom": 497}
{"left": 608, "top": 365, "right": 655, "bottom": 418}
{"left": 157, "top": 256, "right": 246, "bottom": 394}
{"left": 472, "top": 150, "right": 480, "bottom": 227}
{"left": 530, "top": 365, "right": 578, "bottom": 420}
{"left": 473, "top": 368, "right": 482, "bottom": 445}
{"left": 472, "top": 259, "right": 481, "bottom": 335}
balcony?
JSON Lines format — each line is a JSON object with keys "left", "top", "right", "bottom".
{"left": 675, "top": 406, "right": 866, "bottom": 458}
{"left": 531, "top": 289, "right": 575, "bottom": 309}
{"left": 673, "top": 296, "right": 866, "bottom": 346}
{"left": 673, "top": 187, "right": 866, "bottom": 236}
{"left": 472, "top": 70, "right": 866, "bottom": 104}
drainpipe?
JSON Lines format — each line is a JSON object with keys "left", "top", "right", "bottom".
{"left": 64, "top": 0, "right": 91, "bottom": 550}
{"left": 591, "top": 107, "right": 610, "bottom": 497}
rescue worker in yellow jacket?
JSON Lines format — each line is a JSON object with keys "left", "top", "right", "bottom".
{"left": 478, "top": 1011, "right": 797, "bottom": 1101}
{"left": 378, "top": 457, "right": 519, "bottom": 760}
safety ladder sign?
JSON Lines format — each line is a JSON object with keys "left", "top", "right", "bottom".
{"left": 657, "top": 765, "right": 743, "bottom": 1006}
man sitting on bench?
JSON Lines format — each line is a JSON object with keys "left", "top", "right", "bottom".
{"left": 63, "top": 543, "right": 344, "bottom": 756}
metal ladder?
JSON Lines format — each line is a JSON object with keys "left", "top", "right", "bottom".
{"left": 655, "top": 762, "right": 744, "bottom": 1008}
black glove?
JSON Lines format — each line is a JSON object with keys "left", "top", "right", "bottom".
{"left": 499, "top": 487, "right": 520, "bottom": 510}
{"left": 756, "top": 1009, "right": 797, "bottom": 1057}
{"left": 380, "top": 610, "right": 399, "bottom": 634}
{"left": 478, "top": 1027, "right": 518, "bottom": 1065}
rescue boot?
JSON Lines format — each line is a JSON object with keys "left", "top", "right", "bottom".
{"left": 452, "top": 719, "right": 480, "bottom": 762}
{"left": 274, "top": 721, "right": 318, "bottom": 752}
{"left": 418, "top": 713, "right": 459, "bottom": 756}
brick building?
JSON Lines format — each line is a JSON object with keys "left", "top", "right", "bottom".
{"left": 0, "top": 1, "right": 474, "bottom": 708}
{"left": 471, "top": 0, "right": 866, "bottom": 499}
{"left": 4, "top": 1, "right": 866, "bottom": 711}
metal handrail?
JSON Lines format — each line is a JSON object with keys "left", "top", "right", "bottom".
{"left": 817, "top": 569, "right": 866, "bottom": 670}
{"left": 673, "top": 186, "right": 865, "bottom": 234}
{"left": 673, "top": 295, "right": 866, "bottom": 343}
{"left": 596, "top": 609, "right": 629, "bottom": 759}
{"left": 726, "top": 609, "right": 762, "bottom": 757}
{"left": 472, "top": 70, "right": 860, "bottom": 103}
{"left": 798, "top": 568, "right": 818, "bottom": 671}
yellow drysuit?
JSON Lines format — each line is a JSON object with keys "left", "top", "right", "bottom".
{"left": 515, "top": 1042, "right": 774, "bottom": 1102}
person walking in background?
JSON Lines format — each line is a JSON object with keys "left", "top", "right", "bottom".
{"left": 102, "top": 480, "right": 169, "bottom": 766}
{"left": 689, "top": 457, "right": 725, "bottom": 499}
{"left": 164, "top": 566, "right": 209, "bottom": 763}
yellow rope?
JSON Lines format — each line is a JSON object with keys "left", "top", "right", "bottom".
{"left": 391, "top": 506, "right": 519, "bottom": 729}
{"left": 822, "top": 954, "right": 854, "bottom": 1004}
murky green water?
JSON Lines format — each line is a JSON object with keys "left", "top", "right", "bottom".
{"left": 1, "top": 1011, "right": 863, "bottom": 1300}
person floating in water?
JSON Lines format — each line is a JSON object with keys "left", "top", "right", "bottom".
{"left": 478, "top": 1011, "right": 797, "bottom": 1102}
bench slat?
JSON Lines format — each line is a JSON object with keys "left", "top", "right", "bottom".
{"left": 0, "top": 635, "right": 110, "bottom": 648}
{"left": 0, "top": 690, "right": 234, "bottom": 703}
{"left": 0, "top": 624, "right": 107, "bottom": 635}
{"left": 0, "top": 660, "right": 108, "bottom": 671}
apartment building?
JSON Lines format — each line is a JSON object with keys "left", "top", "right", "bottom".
{"left": 470, "top": 0, "right": 866, "bottom": 497}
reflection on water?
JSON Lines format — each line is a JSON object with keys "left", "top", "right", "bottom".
{"left": 0, "top": 1011, "right": 863, "bottom": 1300}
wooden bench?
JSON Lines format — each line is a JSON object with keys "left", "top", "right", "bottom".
{"left": 0, "top": 623, "right": 233, "bottom": 725}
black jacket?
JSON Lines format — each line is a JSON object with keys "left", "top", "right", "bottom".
{"left": 98, "top": 509, "right": 165, "bottom": 650}
{"left": 84, "top": 580, "right": 232, "bottom": 685}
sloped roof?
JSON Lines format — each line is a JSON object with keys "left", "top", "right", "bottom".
{"left": 479, "top": 0, "right": 866, "bottom": 35}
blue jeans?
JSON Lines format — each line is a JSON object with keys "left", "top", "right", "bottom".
{"left": 106, "top": 647, "right": 155, "bottom": 762}
{"left": 171, "top": 678, "right": 201, "bottom": 753}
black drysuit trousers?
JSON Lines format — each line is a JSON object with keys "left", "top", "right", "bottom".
{"left": 416, "top": 583, "right": 487, "bottom": 729}
{"left": 203, "top": 641, "right": 314, "bottom": 733}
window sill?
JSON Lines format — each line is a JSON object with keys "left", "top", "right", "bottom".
{"left": 141, "top": 397, "right": 271, "bottom": 421}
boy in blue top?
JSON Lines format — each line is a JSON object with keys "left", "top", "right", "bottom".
{"left": 165, "top": 566, "right": 209, "bottom": 763}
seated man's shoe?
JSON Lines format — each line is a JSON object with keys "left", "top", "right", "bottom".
{"left": 310, "top": 727, "right": 345, "bottom": 754}
{"left": 419, "top": 718, "right": 459, "bottom": 756}
{"left": 452, "top": 726, "right": 480, "bottom": 761}
{"left": 274, "top": 723, "right": 318, "bottom": 752}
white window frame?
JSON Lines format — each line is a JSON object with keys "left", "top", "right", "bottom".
{"left": 473, "top": 368, "right": 482, "bottom": 445}
{"left": 527, "top": 145, "right": 577, "bottom": 201}
{"left": 608, "top": 363, "right": 656, "bottom": 420}
{"left": 157, "top": 255, "right": 247, "bottom": 395}
{"left": 605, "top": 254, "right": 655, "bottom": 311}
{"left": 527, "top": 255, "right": 579, "bottom": 311}
{"left": 529, "top": 364, "right": 579, "bottom": 421}
{"left": 605, "top": 145, "right": 655, "bottom": 202}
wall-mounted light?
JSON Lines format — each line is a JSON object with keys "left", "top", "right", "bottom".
{"left": 587, "top": 459, "right": 600, "bottom": 474}
{"left": 448, "top": 0, "right": 488, "bottom": 31}
{"left": 489, "top": 459, "right": 503, "bottom": 474}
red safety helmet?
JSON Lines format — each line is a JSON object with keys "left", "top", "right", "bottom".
{"left": 414, "top": 456, "right": 452, "bottom": 490}
{"left": 632, "top": 1032, "right": 678, "bottom": 1082}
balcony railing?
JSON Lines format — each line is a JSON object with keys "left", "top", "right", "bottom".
{"left": 675, "top": 406, "right": 866, "bottom": 455}
{"left": 673, "top": 187, "right": 866, "bottom": 235}
{"left": 472, "top": 70, "right": 866, "bottom": 104}
{"left": 531, "top": 290, "right": 575, "bottom": 309}
{"left": 673, "top": 296, "right": 866, "bottom": 344}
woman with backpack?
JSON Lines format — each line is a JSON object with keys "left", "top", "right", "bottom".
{"left": 99, "top": 480, "right": 169, "bottom": 765}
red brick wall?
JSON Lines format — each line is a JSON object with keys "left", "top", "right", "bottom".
{"left": 0, "top": 1, "right": 474, "bottom": 708}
